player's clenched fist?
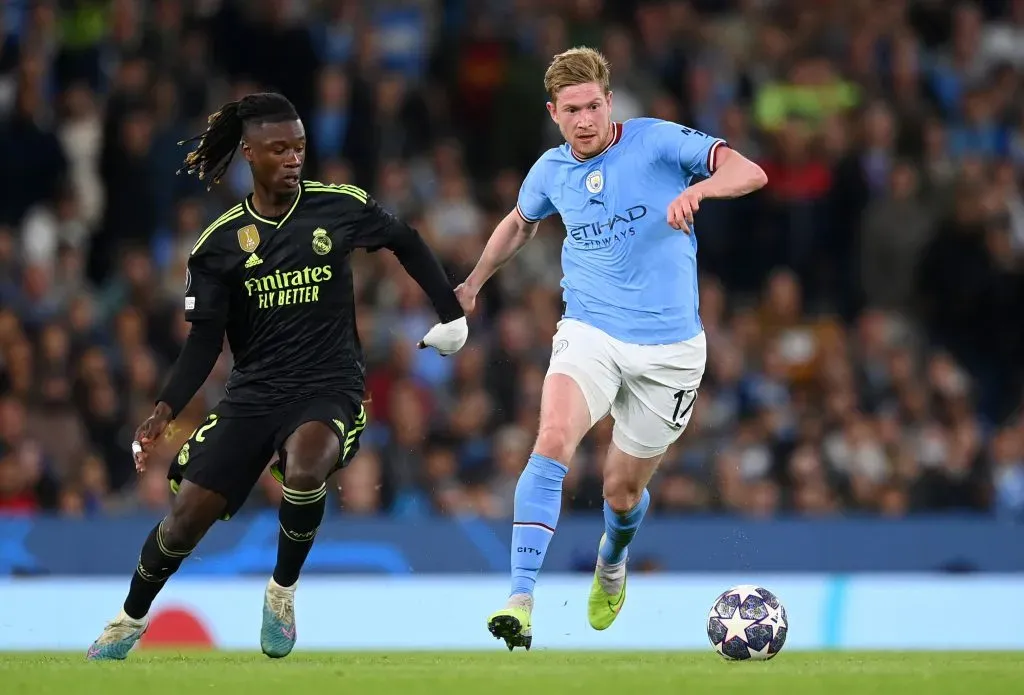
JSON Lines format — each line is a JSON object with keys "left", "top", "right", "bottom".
{"left": 132, "top": 402, "right": 172, "bottom": 472}
{"left": 667, "top": 188, "right": 705, "bottom": 234}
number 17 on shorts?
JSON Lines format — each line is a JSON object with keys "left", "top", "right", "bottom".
{"left": 670, "top": 388, "right": 698, "bottom": 430}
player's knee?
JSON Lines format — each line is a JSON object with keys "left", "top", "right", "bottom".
{"left": 164, "top": 482, "right": 228, "bottom": 547}
{"left": 160, "top": 511, "right": 204, "bottom": 551}
{"left": 533, "top": 421, "right": 578, "bottom": 466}
{"left": 603, "top": 474, "right": 644, "bottom": 514}
{"left": 282, "top": 465, "right": 324, "bottom": 493}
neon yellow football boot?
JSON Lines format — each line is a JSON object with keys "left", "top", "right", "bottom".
{"left": 588, "top": 534, "right": 627, "bottom": 630}
{"left": 487, "top": 597, "right": 533, "bottom": 651}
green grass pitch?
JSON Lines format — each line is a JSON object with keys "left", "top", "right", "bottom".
{"left": 2, "top": 651, "right": 1023, "bottom": 695}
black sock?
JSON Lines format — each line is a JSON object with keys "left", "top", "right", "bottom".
{"left": 123, "top": 521, "right": 192, "bottom": 620}
{"left": 273, "top": 483, "right": 327, "bottom": 587}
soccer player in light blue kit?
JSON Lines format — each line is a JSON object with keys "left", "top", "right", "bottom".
{"left": 456, "top": 48, "right": 767, "bottom": 650}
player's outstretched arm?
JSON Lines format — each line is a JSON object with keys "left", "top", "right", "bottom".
{"left": 350, "top": 199, "right": 468, "bottom": 355}
{"left": 457, "top": 209, "right": 539, "bottom": 313}
{"left": 390, "top": 228, "right": 468, "bottom": 355}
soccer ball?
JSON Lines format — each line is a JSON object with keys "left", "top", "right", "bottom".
{"left": 707, "top": 584, "right": 788, "bottom": 661}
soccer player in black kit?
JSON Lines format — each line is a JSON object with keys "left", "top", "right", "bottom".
{"left": 87, "top": 93, "right": 468, "bottom": 661}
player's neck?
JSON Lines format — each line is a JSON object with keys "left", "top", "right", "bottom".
{"left": 250, "top": 185, "right": 298, "bottom": 219}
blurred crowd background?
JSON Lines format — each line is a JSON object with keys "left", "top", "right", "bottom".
{"left": 1, "top": 0, "right": 1023, "bottom": 521}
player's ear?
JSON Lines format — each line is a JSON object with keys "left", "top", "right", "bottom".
{"left": 546, "top": 101, "right": 558, "bottom": 123}
{"left": 241, "top": 140, "right": 253, "bottom": 164}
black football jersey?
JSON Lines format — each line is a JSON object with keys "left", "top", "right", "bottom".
{"left": 183, "top": 180, "right": 402, "bottom": 414}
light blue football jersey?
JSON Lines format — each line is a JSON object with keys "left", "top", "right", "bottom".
{"left": 517, "top": 118, "right": 726, "bottom": 345}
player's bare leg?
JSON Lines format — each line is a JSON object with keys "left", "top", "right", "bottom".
{"left": 88, "top": 482, "right": 226, "bottom": 660}
{"left": 488, "top": 373, "right": 593, "bottom": 651}
{"left": 261, "top": 421, "right": 338, "bottom": 658}
{"left": 587, "top": 441, "right": 661, "bottom": 630}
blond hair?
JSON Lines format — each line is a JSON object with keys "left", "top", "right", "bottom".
{"left": 544, "top": 47, "right": 611, "bottom": 101}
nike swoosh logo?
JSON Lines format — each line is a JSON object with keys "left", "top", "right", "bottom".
{"left": 607, "top": 585, "right": 625, "bottom": 612}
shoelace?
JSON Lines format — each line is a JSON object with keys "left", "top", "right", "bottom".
{"left": 596, "top": 562, "right": 626, "bottom": 596}
{"left": 98, "top": 618, "right": 142, "bottom": 644}
{"left": 267, "top": 589, "right": 294, "bottom": 623}
{"left": 506, "top": 596, "right": 534, "bottom": 614}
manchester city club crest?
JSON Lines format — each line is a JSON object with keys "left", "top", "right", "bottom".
{"left": 586, "top": 169, "right": 604, "bottom": 194}
{"left": 312, "top": 227, "right": 332, "bottom": 255}
{"left": 237, "top": 224, "right": 259, "bottom": 253}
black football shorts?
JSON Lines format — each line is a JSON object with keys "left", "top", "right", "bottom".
{"left": 167, "top": 395, "right": 367, "bottom": 519}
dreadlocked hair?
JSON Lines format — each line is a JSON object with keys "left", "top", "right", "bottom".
{"left": 177, "top": 92, "right": 299, "bottom": 189}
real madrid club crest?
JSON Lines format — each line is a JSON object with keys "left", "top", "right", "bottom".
{"left": 312, "top": 227, "right": 332, "bottom": 255}
{"left": 586, "top": 169, "right": 604, "bottom": 194}
{"left": 178, "top": 442, "right": 190, "bottom": 467}
{"left": 237, "top": 224, "right": 260, "bottom": 253}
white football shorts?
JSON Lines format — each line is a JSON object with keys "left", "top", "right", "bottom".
{"left": 546, "top": 318, "right": 706, "bottom": 458}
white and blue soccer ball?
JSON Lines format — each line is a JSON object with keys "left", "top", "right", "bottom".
{"left": 707, "top": 584, "right": 788, "bottom": 661}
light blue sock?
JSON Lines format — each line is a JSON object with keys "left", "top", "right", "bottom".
{"left": 510, "top": 453, "right": 567, "bottom": 597}
{"left": 598, "top": 488, "right": 651, "bottom": 565}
